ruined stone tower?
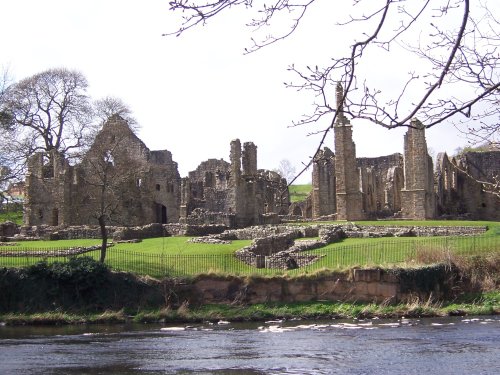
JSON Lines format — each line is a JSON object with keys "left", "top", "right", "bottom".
{"left": 333, "top": 83, "right": 364, "bottom": 220}
{"left": 242, "top": 142, "right": 258, "bottom": 176}
{"left": 312, "top": 147, "right": 336, "bottom": 218}
{"left": 180, "top": 139, "right": 287, "bottom": 227}
{"left": 228, "top": 139, "right": 243, "bottom": 216}
{"left": 24, "top": 150, "right": 72, "bottom": 226}
{"left": 401, "top": 119, "right": 436, "bottom": 219}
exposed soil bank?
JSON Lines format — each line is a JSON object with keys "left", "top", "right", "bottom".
{"left": 1, "top": 256, "right": 498, "bottom": 326}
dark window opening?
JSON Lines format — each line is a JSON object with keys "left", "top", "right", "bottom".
{"left": 52, "top": 208, "right": 59, "bottom": 226}
{"left": 156, "top": 184, "right": 161, "bottom": 191}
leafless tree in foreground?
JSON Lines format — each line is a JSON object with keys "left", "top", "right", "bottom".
{"left": 81, "top": 117, "right": 146, "bottom": 262}
{"left": 167, "top": 0, "right": 499, "bottom": 185}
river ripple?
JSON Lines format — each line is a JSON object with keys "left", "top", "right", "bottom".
{"left": 0, "top": 316, "right": 498, "bottom": 374}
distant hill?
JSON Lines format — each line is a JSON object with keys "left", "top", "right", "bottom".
{"left": 289, "top": 184, "right": 312, "bottom": 203}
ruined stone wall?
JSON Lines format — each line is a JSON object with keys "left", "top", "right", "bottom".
{"left": 24, "top": 116, "right": 182, "bottom": 227}
{"left": 24, "top": 150, "right": 74, "bottom": 226}
{"left": 435, "top": 152, "right": 499, "bottom": 220}
{"left": 333, "top": 84, "right": 364, "bottom": 220}
{"left": 187, "top": 159, "right": 231, "bottom": 189}
{"left": 257, "top": 170, "right": 289, "bottom": 215}
{"left": 357, "top": 153, "right": 403, "bottom": 216}
{"left": 148, "top": 150, "right": 181, "bottom": 223}
{"left": 457, "top": 151, "right": 500, "bottom": 184}
{"left": 312, "top": 147, "right": 336, "bottom": 218}
{"left": 181, "top": 159, "right": 232, "bottom": 216}
{"left": 181, "top": 139, "right": 289, "bottom": 228}
{"left": 242, "top": 142, "right": 258, "bottom": 176}
{"left": 401, "top": 119, "right": 436, "bottom": 219}
{"left": 228, "top": 139, "right": 242, "bottom": 216}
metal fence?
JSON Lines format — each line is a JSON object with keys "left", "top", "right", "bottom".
{"left": 1, "top": 235, "right": 498, "bottom": 278}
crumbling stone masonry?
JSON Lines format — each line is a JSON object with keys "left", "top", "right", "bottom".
{"left": 357, "top": 153, "right": 404, "bottom": 217}
{"left": 25, "top": 115, "right": 181, "bottom": 226}
{"left": 401, "top": 119, "right": 436, "bottom": 219}
{"left": 435, "top": 152, "right": 499, "bottom": 220}
{"left": 333, "top": 83, "right": 365, "bottom": 220}
{"left": 307, "top": 86, "right": 498, "bottom": 221}
{"left": 24, "top": 116, "right": 289, "bottom": 229}
{"left": 312, "top": 147, "right": 336, "bottom": 218}
{"left": 180, "top": 139, "right": 289, "bottom": 227}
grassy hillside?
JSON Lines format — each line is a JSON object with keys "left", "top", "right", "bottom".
{"left": 289, "top": 184, "right": 312, "bottom": 203}
{"left": 0, "top": 208, "right": 23, "bottom": 225}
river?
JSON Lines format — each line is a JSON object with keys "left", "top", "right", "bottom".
{"left": 0, "top": 316, "right": 498, "bottom": 374}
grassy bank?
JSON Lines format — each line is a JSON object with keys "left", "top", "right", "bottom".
{"left": 1, "top": 291, "right": 498, "bottom": 326}
{"left": 289, "top": 184, "right": 312, "bottom": 203}
{"left": 1, "top": 254, "right": 498, "bottom": 326}
{"left": 0, "top": 208, "right": 23, "bottom": 225}
{"left": 1, "top": 220, "right": 498, "bottom": 277}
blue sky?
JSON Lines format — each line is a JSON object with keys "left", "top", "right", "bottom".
{"left": 1, "top": 0, "right": 478, "bottom": 183}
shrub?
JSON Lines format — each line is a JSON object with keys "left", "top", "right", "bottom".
{"left": 21, "top": 257, "right": 111, "bottom": 309}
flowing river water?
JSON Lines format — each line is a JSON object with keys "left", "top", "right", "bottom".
{"left": 0, "top": 316, "right": 498, "bottom": 374}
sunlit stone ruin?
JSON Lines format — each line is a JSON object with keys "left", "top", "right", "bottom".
{"left": 24, "top": 86, "right": 499, "bottom": 229}
{"left": 297, "top": 84, "right": 499, "bottom": 222}
{"left": 24, "top": 115, "right": 289, "bottom": 228}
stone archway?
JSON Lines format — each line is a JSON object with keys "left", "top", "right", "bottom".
{"left": 293, "top": 206, "right": 303, "bottom": 216}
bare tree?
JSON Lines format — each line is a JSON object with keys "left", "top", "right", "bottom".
{"left": 274, "top": 159, "right": 297, "bottom": 183}
{"left": 0, "top": 67, "right": 28, "bottom": 199}
{"left": 167, "top": 0, "right": 499, "bottom": 181}
{"left": 0, "top": 67, "right": 11, "bottom": 111}
{"left": 93, "top": 96, "right": 139, "bottom": 130}
{"left": 80, "top": 116, "right": 146, "bottom": 262}
{"left": 78, "top": 96, "right": 141, "bottom": 157}
{"left": 1, "top": 68, "right": 93, "bottom": 154}
{"left": 0, "top": 68, "right": 93, "bottom": 193}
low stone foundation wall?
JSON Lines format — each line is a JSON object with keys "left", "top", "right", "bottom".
{"left": 180, "top": 209, "right": 236, "bottom": 228}
{"left": 12, "top": 223, "right": 229, "bottom": 241}
{"left": 233, "top": 226, "right": 346, "bottom": 269}
{"left": 345, "top": 224, "right": 487, "bottom": 237}
{"left": 8, "top": 222, "right": 487, "bottom": 243}
{"left": 0, "top": 221, "right": 19, "bottom": 239}
{"left": 0, "top": 244, "right": 113, "bottom": 257}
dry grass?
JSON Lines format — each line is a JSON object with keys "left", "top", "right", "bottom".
{"left": 414, "top": 249, "right": 500, "bottom": 291}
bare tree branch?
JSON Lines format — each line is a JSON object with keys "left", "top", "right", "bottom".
{"left": 167, "top": 0, "right": 500, "bottom": 185}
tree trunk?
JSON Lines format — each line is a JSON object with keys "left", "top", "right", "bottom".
{"left": 98, "top": 215, "right": 107, "bottom": 263}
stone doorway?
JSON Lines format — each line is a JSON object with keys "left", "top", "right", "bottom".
{"left": 155, "top": 204, "right": 167, "bottom": 224}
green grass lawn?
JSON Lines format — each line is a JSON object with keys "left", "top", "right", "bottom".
{"left": 1, "top": 220, "right": 498, "bottom": 277}
{"left": 0, "top": 208, "right": 23, "bottom": 225}
{"left": 113, "top": 237, "right": 251, "bottom": 255}
{"left": 292, "top": 235, "right": 499, "bottom": 273}
{"left": 289, "top": 184, "right": 312, "bottom": 203}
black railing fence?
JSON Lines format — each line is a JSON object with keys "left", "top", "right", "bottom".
{"left": 0, "top": 235, "right": 498, "bottom": 278}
